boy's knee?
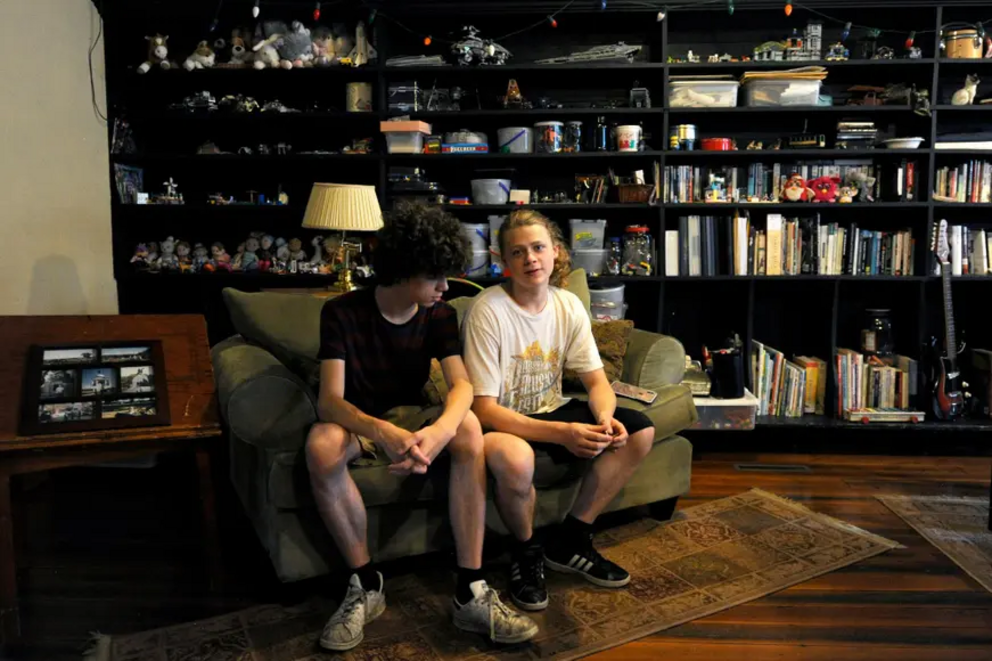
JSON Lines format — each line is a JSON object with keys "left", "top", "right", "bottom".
{"left": 628, "top": 427, "right": 655, "bottom": 462}
{"left": 447, "top": 411, "right": 484, "bottom": 458}
{"left": 305, "top": 422, "right": 351, "bottom": 477}
{"left": 485, "top": 433, "right": 535, "bottom": 496}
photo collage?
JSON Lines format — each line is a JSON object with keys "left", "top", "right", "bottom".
{"left": 37, "top": 345, "right": 159, "bottom": 425}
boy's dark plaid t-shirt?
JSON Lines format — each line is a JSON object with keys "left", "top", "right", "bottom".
{"left": 317, "top": 289, "right": 461, "bottom": 416}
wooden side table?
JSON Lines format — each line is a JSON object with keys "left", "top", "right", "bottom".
{"left": 0, "top": 315, "right": 224, "bottom": 647}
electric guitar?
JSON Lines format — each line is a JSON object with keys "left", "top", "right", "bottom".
{"left": 928, "top": 219, "right": 965, "bottom": 420}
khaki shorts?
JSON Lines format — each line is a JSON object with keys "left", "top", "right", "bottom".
{"left": 352, "top": 404, "right": 442, "bottom": 467}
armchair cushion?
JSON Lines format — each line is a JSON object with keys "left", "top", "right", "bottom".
{"left": 563, "top": 319, "right": 633, "bottom": 390}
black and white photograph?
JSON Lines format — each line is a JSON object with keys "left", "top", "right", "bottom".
{"left": 38, "top": 401, "right": 95, "bottom": 424}
{"left": 101, "top": 346, "right": 152, "bottom": 363}
{"left": 120, "top": 366, "right": 155, "bottom": 393}
{"left": 101, "top": 397, "right": 157, "bottom": 419}
{"left": 39, "top": 370, "right": 79, "bottom": 400}
{"left": 42, "top": 348, "right": 97, "bottom": 366}
{"left": 81, "top": 368, "right": 118, "bottom": 397}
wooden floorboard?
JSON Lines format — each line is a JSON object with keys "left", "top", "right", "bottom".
{"left": 3, "top": 452, "right": 991, "bottom": 660}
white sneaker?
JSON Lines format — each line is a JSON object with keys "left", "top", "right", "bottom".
{"left": 453, "top": 580, "right": 539, "bottom": 644}
{"left": 319, "top": 572, "right": 386, "bottom": 651}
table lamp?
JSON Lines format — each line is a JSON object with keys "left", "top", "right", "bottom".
{"left": 302, "top": 183, "right": 383, "bottom": 292}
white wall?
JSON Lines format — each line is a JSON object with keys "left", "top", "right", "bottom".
{"left": 0, "top": 0, "right": 118, "bottom": 315}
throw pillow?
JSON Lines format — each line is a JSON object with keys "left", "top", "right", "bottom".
{"left": 562, "top": 319, "right": 634, "bottom": 392}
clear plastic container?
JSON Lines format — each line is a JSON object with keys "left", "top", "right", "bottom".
{"left": 690, "top": 389, "right": 759, "bottom": 430}
{"left": 461, "top": 223, "right": 488, "bottom": 252}
{"left": 621, "top": 225, "right": 654, "bottom": 276}
{"left": 569, "top": 219, "right": 607, "bottom": 250}
{"left": 591, "top": 303, "right": 628, "bottom": 321}
{"left": 590, "top": 284, "right": 625, "bottom": 310}
{"left": 465, "top": 250, "right": 491, "bottom": 279}
{"left": 571, "top": 248, "right": 608, "bottom": 276}
{"left": 384, "top": 132, "right": 425, "bottom": 154}
{"left": 668, "top": 80, "right": 740, "bottom": 108}
{"left": 743, "top": 79, "right": 822, "bottom": 107}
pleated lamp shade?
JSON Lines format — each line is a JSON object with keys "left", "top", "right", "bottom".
{"left": 301, "top": 183, "right": 383, "bottom": 232}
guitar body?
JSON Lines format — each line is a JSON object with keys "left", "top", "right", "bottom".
{"left": 927, "top": 336, "right": 965, "bottom": 420}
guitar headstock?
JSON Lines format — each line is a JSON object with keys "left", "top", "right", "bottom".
{"left": 935, "top": 219, "right": 950, "bottom": 264}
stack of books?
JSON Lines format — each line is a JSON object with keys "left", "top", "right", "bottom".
{"left": 933, "top": 160, "right": 992, "bottom": 203}
{"left": 835, "top": 121, "right": 878, "bottom": 150}
{"left": 834, "top": 349, "right": 919, "bottom": 415}
{"left": 750, "top": 341, "right": 826, "bottom": 417}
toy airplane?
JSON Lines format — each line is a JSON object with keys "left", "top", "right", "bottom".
{"left": 346, "top": 21, "right": 377, "bottom": 66}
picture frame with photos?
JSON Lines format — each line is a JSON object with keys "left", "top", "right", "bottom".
{"left": 20, "top": 340, "right": 171, "bottom": 436}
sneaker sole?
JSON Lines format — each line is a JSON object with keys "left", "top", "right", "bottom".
{"left": 453, "top": 618, "right": 539, "bottom": 645}
{"left": 319, "top": 597, "right": 386, "bottom": 651}
{"left": 544, "top": 557, "right": 631, "bottom": 588}
{"left": 510, "top": 592, "right": 549, "bottom": 611}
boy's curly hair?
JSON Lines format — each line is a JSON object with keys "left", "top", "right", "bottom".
{"left": 372, "top": 199, "right": 472, "bottom": 285}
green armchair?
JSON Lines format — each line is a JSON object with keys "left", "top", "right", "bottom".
{"left": 212, "top": 270, "right": 696, "bottom": 583}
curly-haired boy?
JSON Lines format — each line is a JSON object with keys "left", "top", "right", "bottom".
{"left": 305, "top": 200, "right": 538, "bottom": 651}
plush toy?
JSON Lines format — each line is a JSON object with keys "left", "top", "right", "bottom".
{"left": 278, "top": 21, "right": 314, "bottom": 68}
{"left": 231, "top": 242, "right": 246, "bottom": 270}
{"left": 130, "top": 243, "right": 150, "bottom": 268}
{"left": 311, "top": 25, "right": 335, "bottom": 66}
{"left": 808, "top": 175, "right": 841, "bottom": 203}
{"left": 191, "top": 243, "right": 210, "bottom": 271}
{"left": 176, "top": 240, "right": 194, "bottom": 272}
{"left": 137, "top": 34, "right": 174, "bottom": 73}
{"left": 781, "top": 173, "right": 813, "bottom": 202}
{"left": 838, "top": 185, "right": 858, "bottom": 204}
{"left": 243, "top": 237, "right": 261, "bottom": 271}
{"left": 258, "top": 234, "right": 276, "bottom": 271}
{"left": 287, "top": 237, "right": 307, "bottom": 262}
{"left": 183, "top": 40, "right": 216, "bottom": 71}
{"left": 845, "top": 170, "right": 876, "bottom": 203}
{"left": 159, "top": 236, "right": 179, "bottom": 271}
{"left": 253, "top": 21, "right": 288, "bottom": 69}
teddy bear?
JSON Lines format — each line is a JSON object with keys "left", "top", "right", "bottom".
{"left": 137, "top": 34, "right": 175, "bottom": 73}
{"left": 159, "top": 237, "right": 179, "bottom": 271}
{"left": 252, "top": 21, "right": 288, "bottom": 69}
{"left": 808, "top": 175, "right": 841, "bottom": 203}
{"left": 183, "top": 40, "right": 216, "bottom": 71}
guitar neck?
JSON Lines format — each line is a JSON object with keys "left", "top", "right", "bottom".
{"left": 941, "top": 259, "right": 958, "bottom": 361}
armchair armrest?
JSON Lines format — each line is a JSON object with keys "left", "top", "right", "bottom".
{"left": 212, "top": 336, "right": 318, "bottom": 451}
{"left": 621, "top": 329, "right": 686, "bottom": 390}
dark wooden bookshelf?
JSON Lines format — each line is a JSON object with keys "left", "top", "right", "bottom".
{"left": 101, "top": 0, "right": 992, "bottom": 439}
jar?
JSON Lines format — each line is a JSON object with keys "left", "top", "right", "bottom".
{"left": 534, "top": 121, "right": 563, "bottom": 153}
{"left": 621, "top": 225, "right": 654, "bottom": 276}
{"left": 564, "top": 121, "right": 583, "bottom": 152}
{"left": 606, "top": 237, "right": 622, "bottom": 275}
{"left": 861, "top": 309, "right": 893, "bottom": 356}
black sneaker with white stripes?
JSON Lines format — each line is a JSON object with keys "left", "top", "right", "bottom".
{"left": 508, "top": 542, "right": 549, "bottom": 611}
{"left": 544, "top": 534, "right": 631, "bottom": 588}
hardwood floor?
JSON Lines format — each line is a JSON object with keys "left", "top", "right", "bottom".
{"left": 4, "top": 451, "right": 991, "bottom": 660}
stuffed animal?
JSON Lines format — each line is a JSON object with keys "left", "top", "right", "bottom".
{"left": 781, "top": 173, "right": 813, "bottom": 202}
{"left": 228, "top": 27, "right": 253, "bottom": 66}
{"left": 231, "top": 242, "right": 246, "bottom": 270}
{"left": 137, "top": 34, "right": 174, "bottom": 73}
{"left": 191, "top": 243, "right": 210, "bottom": 271}
{"left": 808, "top": 175, "right": 841, "bottom": 203}
{"left": 146, "top": 242, "right": 160, "bottom": 270}
{"left": 952, "top": 74, "right": 980, "bottom": 106}
{"left": 258, "top": 234, "right": 276, "bottom": 271}
{"left": 278, "top": 21, "right": 314, "bottom": 68}
{"left": 159, "top": 236, "right": 179, "bottom": 271}
{"left": 838, "top": 185, "right": 858, "bottom": 203}
{"left": 130, "top": 243, "right": 150, "bottom": 268}
{"left": 183, "top": 40, "right": 216, "bottom": 71}
{"left": 311, "top": 25, "right": 336, "bottom": 66}
{"left": 176, "top": 240, "right": 193, "bottom": 272}
{"left": 253, "top": 21, "right": 288, "bottom": 69}
{"left": 243, "top": 237, "right": 261, "bottom": 271}
{"left": 287, "top": 237, "right": 307, "bottom": 262}
{"left": 845, "top": 170, "right": 876, "bottom": 203}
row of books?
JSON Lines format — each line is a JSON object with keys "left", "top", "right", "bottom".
{"left": 750, "top": 341, "right": 827, "bottom": 418}
{"left": 834, "top": 349, "right": 919, "bottom": 415}
{"left": 666, "top": 214, "right": 916, "bottom": 276}
{"left": 934, "top": 161, "right": 992, "bottom": 203}
{"left": 662, "top": 161, "right": 918, "bottom": 204}
{"left": 943, "top": 225, "right": 992, "bottom": 276}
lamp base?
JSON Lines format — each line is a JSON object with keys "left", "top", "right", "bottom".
{"left": 330, "top": 267, "right": 358, "bottom": 293}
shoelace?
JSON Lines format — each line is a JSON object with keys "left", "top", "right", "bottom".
{"left": 480, "top": 587, "right": 516, "bottom": 642}
{"left": 331, "top": 587, "right": 365, "bottom": 625}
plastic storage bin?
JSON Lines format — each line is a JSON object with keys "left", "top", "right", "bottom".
{"left": 690, "top": 389, "right": 759, "bottom": 430}
{"left": 471, "top": 179, "right": 511, "bottom": 205}
{"left": 380, "top": 120, "right": 432, "bottom": 154}
{"left": 669, "top": 80, "right": 739, "bottom": 108}
{"left": 465, "top": 250, "right": 490, "bottom": 279}
{"left": 590, "top": 283, "right": 625, "bottom": 308}
{"left": 570, "top": 219, "right": 607, "bottom": 250}
{"left": 571, "top": 248, "right": 608, "bottom": 277}
{"left": 461, "top": 223, "right": 488, "bottom": 252}
{"left": 591, "top": 303, "right": 628, "bottom": 321}
{"left": 743, "top": 79, "right": 822, "bottom": 107}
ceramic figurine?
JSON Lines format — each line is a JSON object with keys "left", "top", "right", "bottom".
{"left": 191, "top": 242, "right": 210, "bottom": 271}
{"left": 782, "top": 173, "right": 813, "bottom": 202}
{"left": 231, "top": 242, "right": 246, "bottom": 270}
{"left": 952, "top": 74, "right": 980, "bottom": 106}
{"left": 159, "top": 236, "right": 179, "bottom": 271}
{"left": 243, "top": 237, "right": 261, "bottom": 271}
{"left": 176, "top": 240, "right": 193, "bottom": 272}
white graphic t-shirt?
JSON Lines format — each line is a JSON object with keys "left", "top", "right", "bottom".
{"left": 461, "top": 285, "right": 603, "bottom": 415}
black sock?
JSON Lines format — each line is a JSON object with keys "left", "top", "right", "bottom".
{"left": 455, "top": 566, "right": 486, "bottom": 605}
{"left": 556, "top": 515, "right": 594, "bottom": 548}
{"left": 510, "top": 534, "right": 539, "bottom": 559}
{"left": 351, "top": 562, "right": 380, "bottom": 592}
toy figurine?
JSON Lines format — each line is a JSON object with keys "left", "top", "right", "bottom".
{"left": 158, "top": 237, "right": 179, "bottom": 271}
{"left": 287, "top": 237, "right": 307, "bottom": 262}
{"left": 502, "top": 79, "right": 531, "bottom": 109}
{"left": 274, "top": 237, "right": 290, "bottom": 271}
{"left": 137, "top": 34, "right": 175, "bottom": 74}
{"left": 310, "top": 235, "right": 326, "bottom": 266}
{"left": 846, "top": 170, "right": 876, "bottom": 202}
{"left": 252, "top": 20, "right": 287, "bottom": 69}
{"left": 258, "top": 234, "right": 276, "bottom": 271}
{"left": 183, "top": 40, "right": 216, "bottom": 70}
{"left": 838, "top": 185, "right": 858, "bottom": 203}
{"left": 825, "top": 42, "right": 849, "bottom": 61}
{"left": 231, "top": 242, "right": 246, "bottom": 270}
{"left": 191, "top": 243, "right": 210, "bottom": 271}
{"left": 782, "top": 173, "right": 813, "bottom": 202}
{"left": 131, "top": 243, "right": 151, "bottom": 269}
{"left": 202, "top": 242, "right": 232, "bottom": 272}
{"left": 176, "top": 240, "right": 193, "bottom": 272}
{"left": 243, "top": 237, "right": 261, "bottom": 271}
{"left": 808, "top": 175, "right": 841, "bottom": 203}
{"left": 952, "top": 74, "right": 980, "bottom": 106}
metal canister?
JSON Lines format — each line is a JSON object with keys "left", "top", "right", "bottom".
{"left": 594, "top": 116, "right": 609, "bottom": 151}
{"left": 673, "top": 123, "right": 697, "bottom": 151}
{"left": 346, "top": 82, "right": 373, "bottom": 112}
{"left": 534, "top": 121, "right": 564, "bottom": 153}
{"left": 564, "top": 121, "right": 583, "bottom": 152}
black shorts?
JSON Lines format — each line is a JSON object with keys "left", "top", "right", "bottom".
{"left": 527, "top": 399, "right": 654, "bottom": 464}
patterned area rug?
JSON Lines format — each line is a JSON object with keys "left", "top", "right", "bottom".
{"left": 85, "top": 488, "right": 899, "bottom": 661}
{"left": 878, "top": 494, "right": 992, "bottom": 593}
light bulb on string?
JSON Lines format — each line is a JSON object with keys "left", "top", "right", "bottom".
{"left": 209, "top": 18, "right": 219, "bottom": 32}
{"left": 785, "top": 2, "right": 793, "bottom": 16}
{"left": 601, "top": 0, "right": 608, "bottom": 9}
{"left": 423, "top": 35, "right": 432, "bottom": 46}
{"left": 314, "top": 2, "right": 321, "bottom": 21}
{"left": 905, "top": 31, "right": 915, "bottom": 49}
{"left": 727, "top": 0, "right": 734, "bottom": 15}
{"left": 369, "top": 9, "right": 377, "bottom": 24}
{"left": 548, "top": 15, "right": 558, "bottom": 28}
{"left": 657, "top": 8, "right": 667, "bottom": 22}
{"left": 841, "top": 21, "right": 851, "bottom": 41}
{"left": 252, "top": 0, "right": 259, "bottom": 18}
